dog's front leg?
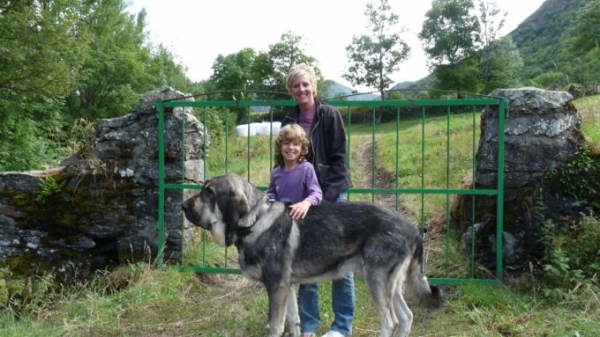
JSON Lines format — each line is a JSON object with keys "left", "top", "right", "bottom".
{"left": 267, "top": 283, "right": 292, "bottom": 337}
{"left": 285, "top": 287, "right": 300, "bottom": 336}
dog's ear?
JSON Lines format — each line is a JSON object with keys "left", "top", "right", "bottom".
{"left": 230, "top": 186, "right": 250, "bottom": 215}
{"left": 201, "top": 183, "right": 217, "bottom": 212}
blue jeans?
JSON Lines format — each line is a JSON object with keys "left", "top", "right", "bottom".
{"left": 298, "top": 192, "right": 355, "bottom": 335}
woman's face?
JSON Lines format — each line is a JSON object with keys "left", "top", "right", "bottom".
{"left": 291, "top": 73, "right": 315, "bottom": 106}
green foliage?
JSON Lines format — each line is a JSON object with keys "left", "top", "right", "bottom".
{"left": 480, "top": 36, "right": 524, "bottom": 94}
{"left": 0, "top": 95, "right": 69, "bottom": 171}
{"left": 36, "top": 175, "right": 65, "bottom": 203}
{"left": 0, "top": 0, "right": 84, "bottom": 98}
{"left": 208, "top": 31, "right": 321, "bottom": 101}
{"left": 535, "top": 216, "right": 600, "bottom": 302}
{"left": 267, "top": 32, "right": 318, "bottom": 94}
{"left": 552, "top": 144, "right": 600, "bottom": 208}
{"left": 0, "top": 0, "right": 198, "bottom": 171}
{"left": 566, "top": 0, "right": 600, "bottom": 55}
{"left": 433, "top": 55, "right": 483, "bottom": 95}
{"left": 210, "top": 48, "right": 257, "bottom": 98}
{"left": 531, "top": 71, "right": 570, "bottom": 90}
{"left": 511, "top": 0, "right": 598, "bottom": 90}
{"left": 0, "top": 268, "right": 57, "bottom": 317}
{"left": 343, "top": 0, "right": 411, "bottom": 98}
{"left": 196, "top": 107, "right": 231, "bottom": 147}
{"left": 64, "top": 0, "right": 153, "bottom": 121}
{"left": 419, "top": 0, "right": 481, "bottom": 95}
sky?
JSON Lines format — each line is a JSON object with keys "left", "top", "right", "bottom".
{"left": 127, "top": 0, "right": 546, "bottom": 90}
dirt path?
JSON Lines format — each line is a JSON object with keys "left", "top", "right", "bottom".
{"left": 352, "top": 140, "right": 408, "bottom": 214}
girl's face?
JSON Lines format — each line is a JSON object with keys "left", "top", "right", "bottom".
{"left": 291, "top": 74, "right": 315, "bottom": 106}
{"left": 281, "top": 139, "right": 302, "bottom": 166}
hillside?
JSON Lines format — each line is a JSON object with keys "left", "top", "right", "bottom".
{"left": 510, "top": 0, "right": 595, "bottom": 88}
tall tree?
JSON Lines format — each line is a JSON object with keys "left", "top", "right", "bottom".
{"left": 419, "top": 0, "right": 481, "bottom": 96}
{"left": 65, "top": 0, "right": 155, "bottom": 121}
{"left": 477, "top": 0, "right": 508, "bottom": 91}
{"left": 343, "top": 0, "right": 410, "bottom": 102}
{"left": 0, "top": 0, "right": 83, "bottom": 98}
{"left": 146, "top": 43, "right": 193, "bottom": 94}
{"left": 263, "top": 32, "right": 319, "bottom": 98}
{"left": 0, "top": 0, "right": 84, "bottom": 171}
{"left": 210, "top": 48, "right": 257, "bottom": 99}
{"left": 481, "top": 36, "right": 523, "bottom": 93}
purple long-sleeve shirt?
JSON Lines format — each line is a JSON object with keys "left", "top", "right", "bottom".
{"left": 266, "top": 161, "right": 322, "bottom": 205}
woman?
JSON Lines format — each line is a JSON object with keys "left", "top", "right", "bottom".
{"left": 281, "top": 64, "right": 354, "bottom": 337}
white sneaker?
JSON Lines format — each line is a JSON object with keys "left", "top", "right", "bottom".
{"left": 321, "top": 331, "right": 348, "bottom": 337}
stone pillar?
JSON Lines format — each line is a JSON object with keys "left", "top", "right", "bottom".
{"left": 453, "top": 87, "right": 585, "bottom": 273}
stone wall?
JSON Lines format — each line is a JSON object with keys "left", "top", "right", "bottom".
{"left": 0, "top": 86, "right": 207, "bottom": 278}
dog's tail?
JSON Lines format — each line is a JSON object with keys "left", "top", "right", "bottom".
{"left": 406, "top": 237, "right": 444, "bottom": 308}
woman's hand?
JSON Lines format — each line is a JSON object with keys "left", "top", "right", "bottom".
{"left": 288, "top": 200, "right": 312, "bottom": 220}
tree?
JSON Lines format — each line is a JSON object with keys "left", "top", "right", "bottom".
{"left": 343, "top": 0, "right": 410, "bottom": 102}
{"left": 0, "top": 0, "right": 85, "bottom": 171}
{"left": 0, "top": 0, "right": 195, "bottom": 171}
{"left": 210, "top": 48, "right": 257, "bottom": 99}
{"left": 65, "top": 0, "right": 158, "bottom": 121}
{"left": 481, "top": 36, "right": 523, "bottom": 93}
{"left": 477, "top": 0, "right": 507, "bottom": 91}
{"left": 0, "top": 0, "right": 83, "bottom": 98}
{"left": 419, "top": 0, "right": 481, "bottom": 96}
{"left": 146, "top": 43, "right": 194, "bottom": 94}
{"left": 263, "top": 32, "right": 319, "bottom": 98}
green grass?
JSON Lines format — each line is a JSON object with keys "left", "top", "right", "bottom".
{"left": 2, "top": 96, "right": 599, "bottom": 336}
{"left": 576, "top": 95, "right": 600, "bottom": 143}
{"left": 1, "top": 267, "right": 598, "bottom": 336}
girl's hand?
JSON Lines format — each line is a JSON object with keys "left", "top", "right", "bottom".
{"left": 288, "top": 200, "right": 311, "bottom": 220}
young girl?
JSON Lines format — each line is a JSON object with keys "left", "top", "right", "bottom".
{"left": 267, "top": 123, "right": 322, "bottom": 220}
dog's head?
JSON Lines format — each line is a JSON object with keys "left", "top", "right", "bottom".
{"left": 181, "top": 173, "right": 264, "bottom": 246}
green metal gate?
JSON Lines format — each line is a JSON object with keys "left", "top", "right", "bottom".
{"left": 156, "top": 97, "right": 507, "bottom": 285}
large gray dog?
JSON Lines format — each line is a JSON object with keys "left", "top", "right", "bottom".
{"left": 181, "top": 173, "right": 443, "bottom": 337}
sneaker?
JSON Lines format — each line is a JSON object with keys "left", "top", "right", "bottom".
{"left": 302, "top": 333, "right": 316, "bottom": 337}
{"left": 321, "top": 331, "right": 348, "bottom": 337}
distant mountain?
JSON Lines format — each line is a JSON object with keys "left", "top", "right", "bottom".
{"left": 324, "top": 81, "right": 380, "bottom": 101}
{"left": 391, "top": 81, "right": 414, "bottom": 90}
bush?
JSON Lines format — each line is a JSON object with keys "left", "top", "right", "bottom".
{"left": 535, "top": 214, "right": 600, "bottom": 301}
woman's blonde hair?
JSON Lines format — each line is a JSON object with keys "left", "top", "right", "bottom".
{"left": 274, "top": 123, "right": 310, "bottom": 168}
{"left": 286, "top": 63, "right": 318, "bottom": 96}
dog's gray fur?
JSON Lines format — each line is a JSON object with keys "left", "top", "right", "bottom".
{"left": 181, "top": 173, "right": 443, "bottom": 337}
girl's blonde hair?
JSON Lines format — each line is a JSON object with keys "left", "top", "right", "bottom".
{"left": 286, "top": 63, "right": 318, "bottom": 96}
{"left": 274, "top": 123, "right": 310, "bottom": 168}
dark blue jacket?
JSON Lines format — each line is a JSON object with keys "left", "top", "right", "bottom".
{"left": 281, "top": 99, "right": 353, "bottom": 202}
